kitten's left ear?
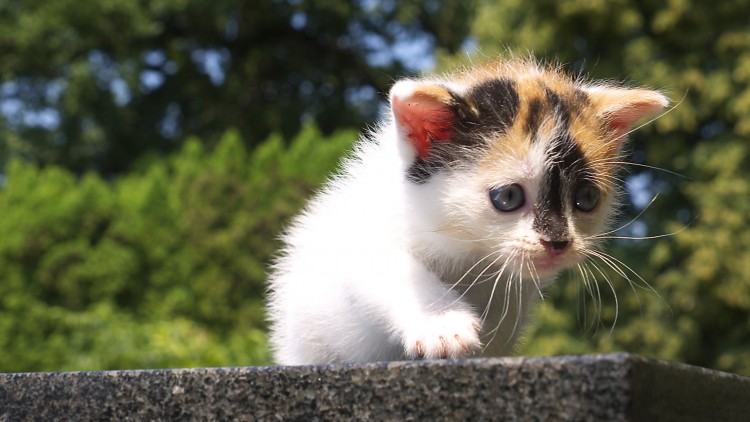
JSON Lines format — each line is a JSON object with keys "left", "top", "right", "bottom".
{"left": 585, "top": 87, "right": 669, "bottom": 140}
{"left": 390, "top": 80, "right": 457, "bottom": 160}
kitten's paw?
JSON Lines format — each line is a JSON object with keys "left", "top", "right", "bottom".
{"left": 402, "top": 310, "right": 482, "bottom": 360}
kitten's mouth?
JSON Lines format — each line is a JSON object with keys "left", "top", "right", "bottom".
{"left": 527, "top": 254, "right": 578, "bottom": 278}
{"left": 524, "top": 238, "right": 579, "bottom": 277}
{"left": 533, "top": 257, "right": 561, "bottom": 272}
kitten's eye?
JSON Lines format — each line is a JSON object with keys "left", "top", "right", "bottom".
{"left": 489, "top": 184, "right": 525, "bottom": 212}
{"left": 574, "top": 185, "right": 601, "bottom": 212}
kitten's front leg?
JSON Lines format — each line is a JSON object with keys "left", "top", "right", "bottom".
{"left": 356, "top": 255, "right": 482, "bottom": 360}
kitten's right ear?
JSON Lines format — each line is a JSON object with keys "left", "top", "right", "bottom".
{"left": 585, "top": 87, "right": 669, "bottom": 140}
{"left": 390, "top": 81, "right": 457, "bottom": 160}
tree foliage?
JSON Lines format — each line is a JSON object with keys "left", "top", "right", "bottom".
{"left": 2, "top": 0, "right": 750, "bottom": 376}
{"left": 0, "top": 0, "right": 475, "bottom": 174}
{"left": 0, "top": 126, "right": 354, "bottom": 371}
{"left": 453, "top": 0, "right": 750, "bottom": 375}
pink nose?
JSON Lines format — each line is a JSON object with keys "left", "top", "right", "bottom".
{"left": 540, "top": 239, "right": 570, "bottom": 256}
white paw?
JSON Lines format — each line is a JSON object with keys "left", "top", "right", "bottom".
{"left": 402, "top": 309, "right": 482, "bottom": 360}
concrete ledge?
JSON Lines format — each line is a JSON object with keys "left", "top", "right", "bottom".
{"left": 1, "top": 353, "right": 749, "bottom": 420}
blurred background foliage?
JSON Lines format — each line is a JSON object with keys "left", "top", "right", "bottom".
{"left": 1, "top": 0, "right": 749, "bottom": 375}
{"left": 0, "top": 126, "right": 354, "bottom": 371}
{"left": 0, "top": 0, "right": 474, "bottom": 174}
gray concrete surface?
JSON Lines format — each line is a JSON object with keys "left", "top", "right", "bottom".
{"left": 1, "top": 353, "right": 748, "bottom": 421}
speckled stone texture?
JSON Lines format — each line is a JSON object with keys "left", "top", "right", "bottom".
{"left": 1, "top": 353, "right": 748, "bottom": 421}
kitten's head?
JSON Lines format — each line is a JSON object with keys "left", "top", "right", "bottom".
{"left": 390, "top": 60, "right": 668, "bottom": 279}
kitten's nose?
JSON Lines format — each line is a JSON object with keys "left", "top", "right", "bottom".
{"left": 540, "top": 238, "right": 570, "bottom": 255}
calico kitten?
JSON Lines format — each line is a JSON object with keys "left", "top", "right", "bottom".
{"left": 267, "top": 59, "right": 667, "bottom": 365}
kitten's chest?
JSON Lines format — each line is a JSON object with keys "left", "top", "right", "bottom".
{"left": 440, "top": 263, "right": 538, "bottom": 304}
{"left": 438, "top": 261, "right": 542, "bottom": 356}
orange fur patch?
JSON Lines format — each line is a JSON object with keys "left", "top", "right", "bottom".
{"left": 458, "top": 61, "right": 622, "bottom": 194}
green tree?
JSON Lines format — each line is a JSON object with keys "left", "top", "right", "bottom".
{"left": 0, "top": 0, "right": 475, "bottom": 174}
{"left": 0, "top": 126, "right": 354, "bottom": 371}
{"left": 451, "top": 0, "right": 750, "bottom": 375}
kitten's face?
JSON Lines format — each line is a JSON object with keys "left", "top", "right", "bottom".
{"left": 391, "top": 61, "right": 667, "bottom": 279}
{"left": 442, "top": 114, "right": 617, "bottom": 279}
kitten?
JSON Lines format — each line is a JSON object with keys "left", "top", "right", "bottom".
{"left": 266, "top": 59, "right": 668, "bottom": 365}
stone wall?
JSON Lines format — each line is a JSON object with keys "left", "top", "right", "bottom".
{"left": 1, "top": 353, "right": 749, "bottom": 420}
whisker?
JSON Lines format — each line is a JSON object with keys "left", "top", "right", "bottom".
{"left": 485, "top": 253, "right": 526, "bottom": 351}
{"left": 575, "top": 262, "right": 589, "bottom": 330}
{"left": 479, "top": 250, "right": 517, "bottom": 325}
{"left": 436, "top": 250, "right": 506, "bottom": 312}
{"left": 595, "top": 161, "right": 688, "bottom": 180}
{"left": 592, "top": 218, "right": 696, "bottom": 241}
{"left": 427, "top": 229, "right": 500, "bottom": 243}
{"left": 448, "top": 250, "right": 503, "bottom": 290}
{"left": 482, "top": 262, "right": 519, "bottom": 350}
{"left": 589, "top": 193, "right": 662, "bottom": 238}
{"left": 584, "top": 262, "right": 605, "bottom": 335}
{"left": 577, "top": 262, "right": 599, "bottom": 334}
{"left": 588, "top": 249, "right": 672, "bottom": 315}
{"left": 584, "top": 256, "right": 620, "bottom": 335}
{"left": 586, "top": 260, "right": 606, "bottom": 335}
{"left": 510, "top": 263, "right": 525, "bottom": 346}
{"left": 498, "top": 267, "right": 516, "bottom": 327}
{"left": 525, "top": 252, "right": 544, "bottom": 300}
{"left": 586, "top": 249, "right": 635, "bottom": 289}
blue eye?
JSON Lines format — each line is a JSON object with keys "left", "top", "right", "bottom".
{"left": 490, "top": 184, "right": 525, "bottom": 212}
{"left": 574, "top": 185, "right": 600, "bottom": 212}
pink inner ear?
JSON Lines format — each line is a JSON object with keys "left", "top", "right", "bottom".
{"left": 392, "top": 95, "right": 454, "bottom": 159}
{"left": 607, "top": 101, "right": 666, "bottom": 138}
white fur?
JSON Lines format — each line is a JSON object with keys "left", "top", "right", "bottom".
{"left": 266, "top": 115, "right": 611, "bottom": 365}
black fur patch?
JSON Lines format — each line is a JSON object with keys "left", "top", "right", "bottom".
{"left": 464, "top": 79, "right": 520, "bottom": 133}
{"left": 534, "top": 165, "right": 569, "bottom": 241}
{"left": 406, "top": 79, "right": 520, "bottom": 184}
{"left": 532, "top": 88, "right": 592, "bottom": 240}
{"left": 526, "top": 98, "right": 544, "bottom": 139}
{"left": 572, "top": 88, "right": 590, "bottom": 109}
{"left": 544, "top": 87, "right": 571, "bottom": 127}
{"left": 528, "top": 87, "right": 590, "bottom": 142}
{"left": 407, "top": 156, "right": 446, "bottom": 184}
{"left": 533, "top": 133, "right": 588, "bottom": 241}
